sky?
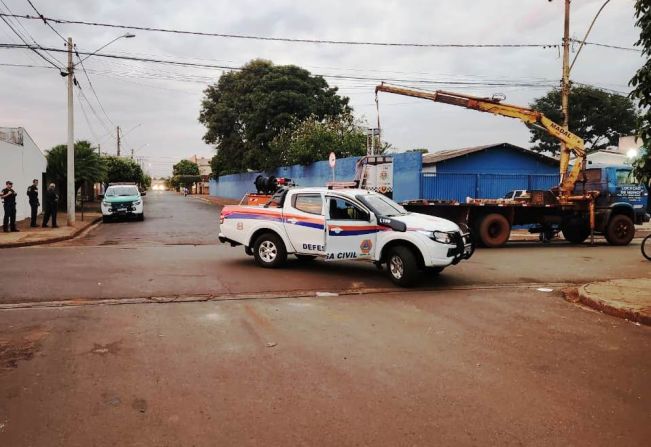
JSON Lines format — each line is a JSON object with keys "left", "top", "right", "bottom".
{"left": 0, "top": 0, "right": 643, "bottom": 177}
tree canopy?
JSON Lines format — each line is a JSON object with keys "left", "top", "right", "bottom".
{"left": 528, "top": 86, "right": 638, "bottom": 156}
{"left": 172, "top": 160, "right": 201, "bottom": 189}
{"left": 199, "top": 59, "right": 351, "bottom": 175}
{"left": 46, "top": 141, "right": 106, "bottom": 206}
{"left": 104, "top": 156, "right": 148, "bottom": 187}
{"left": 268, "top": 114, "right": 367, "bottom": 168}
{"left": 631, "top": 1, "right": 651, "bottom": 186}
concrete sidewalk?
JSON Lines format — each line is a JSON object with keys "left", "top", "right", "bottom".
{"left": 0, "top": 212, "right": 102, "bottom": 248}
{"left": 574, "top": 278, "right": 651, "bottom": 326}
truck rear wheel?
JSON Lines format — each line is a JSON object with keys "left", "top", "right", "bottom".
{"left": 253, "top": 233, "right": 287, "bottom": 268}
{"left": 386, "top": 246, "right": 420, "bottom": 287}
{"left": 562, "top": 219, "right": 589, "bottom": 244}
{"left": 478, "top": 213, "right": 511, "bottom": 248}
{"left": 605, "top": 214, "right": 635, "bottom": 246}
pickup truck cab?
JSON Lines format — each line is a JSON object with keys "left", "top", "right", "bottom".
{"left": 219, "top": 187, "right": 473, "bottom": 286}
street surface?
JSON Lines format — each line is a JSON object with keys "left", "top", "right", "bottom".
{"left": 0, "top": 191, "right": 649, "bottom": 304}
{"left": 1, "top": 191, "right": 649, "bottom": 446}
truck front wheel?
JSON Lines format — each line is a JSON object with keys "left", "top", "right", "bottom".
{"left": 478, "top": 213, "right": 511, "bottom": 248}
{"left": 386, "top": 246, "right": 420, "bottom": 287}
{"left": 605, "top": 214, "right": 635, "bottom": 246}
{"left": 253, "top": 233, "right": 287, "bottom": 268}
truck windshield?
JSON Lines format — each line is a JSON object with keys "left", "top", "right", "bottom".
{"left": 357, "top": 194, "right": 407, "bottom": 217}
{"left": 615, "top": 169, "right": 637, "bottom": 186}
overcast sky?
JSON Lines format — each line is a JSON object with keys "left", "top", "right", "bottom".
{"left": 0, "top": 0, "right": 643, "bottom": 177}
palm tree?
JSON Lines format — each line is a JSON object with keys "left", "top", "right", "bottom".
{"left": 46, "top": 140, "right": 107, "bottom": 210}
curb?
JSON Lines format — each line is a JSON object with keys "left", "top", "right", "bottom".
{"left": 576, "top": 283, "right": 651, "bottom": 326}
{"left": 0, "top": 216, "right": 102, "bottom": 249}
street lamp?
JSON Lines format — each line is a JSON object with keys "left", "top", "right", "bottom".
{"left": 65, "top": 33, "right": 136, "bottom": 225}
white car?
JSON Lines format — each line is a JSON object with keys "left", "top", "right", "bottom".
{"left": 101, "top": 184, "right": 145, "bottom": 222}
{"left": 219, "top": 187, "right": 473, "bottom": 286}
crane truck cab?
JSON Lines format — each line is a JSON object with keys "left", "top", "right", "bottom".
{"left": 218, "top": 187, "right": 473, "bottom": 287}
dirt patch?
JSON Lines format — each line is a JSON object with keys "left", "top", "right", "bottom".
{"left": 562, "top": 287, "right": 580, "bottom": 303}
{"left": 0, "top": 326, "right": 49, "bottom": 370}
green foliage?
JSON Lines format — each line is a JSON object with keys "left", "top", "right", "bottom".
{"left": 171, "top": 160, "right": 200, "bottom": 189}
{"left": 173, "top": 159, "right": 200, "bottom": 176}
{"left": 199, "top": 59, "right": 351, "bottom": 175}
{"left": 104, "top": 156, "right": 147, "bottom": 187}
{"left": 46, "top": 141, "right": 106, "bottom": 208}
{"left": 268, "top": 114, "right": 367, "bottom": 168}
{"left": 408, "top": 148, "right": 429, "bottom": 154}
{"left": 528, "top": 86, "right": 638, "bottom": 155}
{"left": 633, "top": 147, "right": 651, "bottom": 187}
{"left": 630, "top": 1, "right": 651, "bottom": 185}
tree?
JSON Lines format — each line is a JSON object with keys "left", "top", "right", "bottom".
{"left": 104, "top": 156, "right": 147, "bottom": 187}
{"left": 268, "top": 114, "right": 367, "bottom": 168}
{"left": 528, "top": 86, "right": 638, "bottom": 156}
{"left": 172, "top": 160, "right": 200, "bottom": 190}
{"left": 199, "top": 59, "right": 351, "bottom": 175}
{"left": 46, "top": 140, "right": 106, "bottom": 209}
{"left": 630, "top": 1, "right": 651, "bottom": 186}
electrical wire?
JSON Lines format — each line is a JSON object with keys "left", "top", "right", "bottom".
{"left": 0, "top": 13, "right": 560, "bottom": 49}
{"left": 75, "top": 49, "right": 115, "bottom": 127}
{"left": 25, "top": 0, "right": 67, "bottom": 43}
{"left": 0, "top": 4, "right": 63, "bottom": 70}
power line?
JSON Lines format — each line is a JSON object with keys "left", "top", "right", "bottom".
{"left": 75, "top": 48, "right": 115, "bottom": 127}
{"left": 0, "top": 43, "right": 560, "bottom": 88}
{"left": 0, "top": 13, "right": 560, "bottom": 49}
{"left": 0, "top": 4, "right": 64, "bottom": 70}
{"left": 569, "top": 38, "right": 640, "bottom": 53}
{"left": 25, "top": 0, "right": 67, "bottom": 43}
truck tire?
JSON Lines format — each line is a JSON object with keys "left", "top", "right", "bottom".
{"left": 605, "top": 214, "right": 635, "bottom": 246}
{"left": 253, "top": 233, "right": 287, "bottom": 268}
{"left": 562, "top": 219, "right": 589, "bottom": 244}
{"left": 386, "top": 246, "right": 420, "bottom": 287}
{"left": 478, "top": 213, "right": 511, "bottom": 248}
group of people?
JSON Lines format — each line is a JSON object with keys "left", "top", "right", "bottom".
{"left": 1, "top": 180, "right": 59, "bottom": 232}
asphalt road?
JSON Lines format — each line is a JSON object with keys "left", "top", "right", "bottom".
{"left": 0, "top": 191, "right": 649, "bottom": 446}
{"left": 1, "top": 288, "right": 649, "bottom": 446}
{"left": 0, "top": 191, "right": 649, "bottom": 304}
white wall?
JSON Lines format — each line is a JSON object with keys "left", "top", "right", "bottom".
{"left": 0, "top": 128, "right": 47, "bottom": 221}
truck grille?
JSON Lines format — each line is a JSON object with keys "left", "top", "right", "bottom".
{"left": 111, "top": 202, "right": 133, "bottom": 211}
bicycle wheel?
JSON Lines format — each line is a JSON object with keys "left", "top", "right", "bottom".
{"left": 642, "top": 235, "right": 651, "bottom": 261}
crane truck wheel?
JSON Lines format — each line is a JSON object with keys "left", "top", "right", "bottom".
{"left": 562, "top": 219, "right": 590, "bottom": 244}
{"left": 605, "top": 214, "right": 635, "bottom": 246}
{"left": 478, "top": 213, "right": 511, "bottom": 248}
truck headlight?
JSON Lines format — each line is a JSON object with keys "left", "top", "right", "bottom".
{"left": 102, "top": 201, "right": 109, "bottom": 206}
{"left": 133, "top": 200, "right": 142, "bottom": 205}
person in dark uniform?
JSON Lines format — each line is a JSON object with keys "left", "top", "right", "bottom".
{"left": 27, "top": 179, "right": 40, "bottom": 227}
{"left": 1, "top": 180, "right": 19, "bottom": 232}
{"left": 42, "top": 183, "right": 59, "bottom": 228}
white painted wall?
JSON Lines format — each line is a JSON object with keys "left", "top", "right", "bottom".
{"left": 0, "top": 128, "right": 47, "bottom": 221}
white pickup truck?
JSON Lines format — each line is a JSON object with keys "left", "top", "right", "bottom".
{"left": 218, "top": 187, "right": 473, "bottom": 286}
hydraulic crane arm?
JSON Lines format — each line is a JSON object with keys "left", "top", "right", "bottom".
{"left": 375, "top": 83, "right": 586, "bottom": 197}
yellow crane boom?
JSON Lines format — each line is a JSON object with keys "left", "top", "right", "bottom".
{"left": 375, "top": 83, "right": 586, "bottom": 198}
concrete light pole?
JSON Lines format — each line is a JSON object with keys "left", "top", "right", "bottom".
{"left": 64, "top": 33, "right": 135, "bottom": 225}
{"left": 66, "top": 37, "right": 75, "bottom": 225}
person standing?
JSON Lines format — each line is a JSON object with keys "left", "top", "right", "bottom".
{"left": 27, "top": 179, "right": 40, "bottom": 227}
{"left": 1, "top": 180, "right": 18, "bottom": 232}
{"left": 42, "top": 183, "right": 59, "bottom": 228}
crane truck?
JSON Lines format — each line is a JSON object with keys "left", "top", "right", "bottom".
{"left": 374, "top": 83, "right": 649, "bottom": 247}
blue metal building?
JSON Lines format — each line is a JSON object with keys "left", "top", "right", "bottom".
{"left": 421, "top": 142, "right": 560, "bottom": 201}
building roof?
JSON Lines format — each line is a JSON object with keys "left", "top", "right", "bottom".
{"left": 0, "top": 127, "right": 25, "bottom": 146}
{"left": 422, "top": 142, "right": 557, "bottom": 165}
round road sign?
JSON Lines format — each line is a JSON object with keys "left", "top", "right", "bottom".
{"left": 329, "top": 152, "right": 336, "bottom": 168}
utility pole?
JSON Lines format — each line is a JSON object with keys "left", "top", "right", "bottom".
{"left": 97, "top": 143, "right": 101, "bottom": 156}
{"left": 66, "top": 37, "right": 75, "bottom": 225}
{"left": 116, "top": 126, "right": 121, "bottom": 156}
{"left": 559, "top": 0, "right": 571, "bottom": 187}
{"left": 130, "top": 148, "right": 134, "bottom": 159}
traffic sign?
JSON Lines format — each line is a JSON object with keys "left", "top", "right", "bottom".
{"left": 329, "top": 152, "right": 336, "bottom": 168}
